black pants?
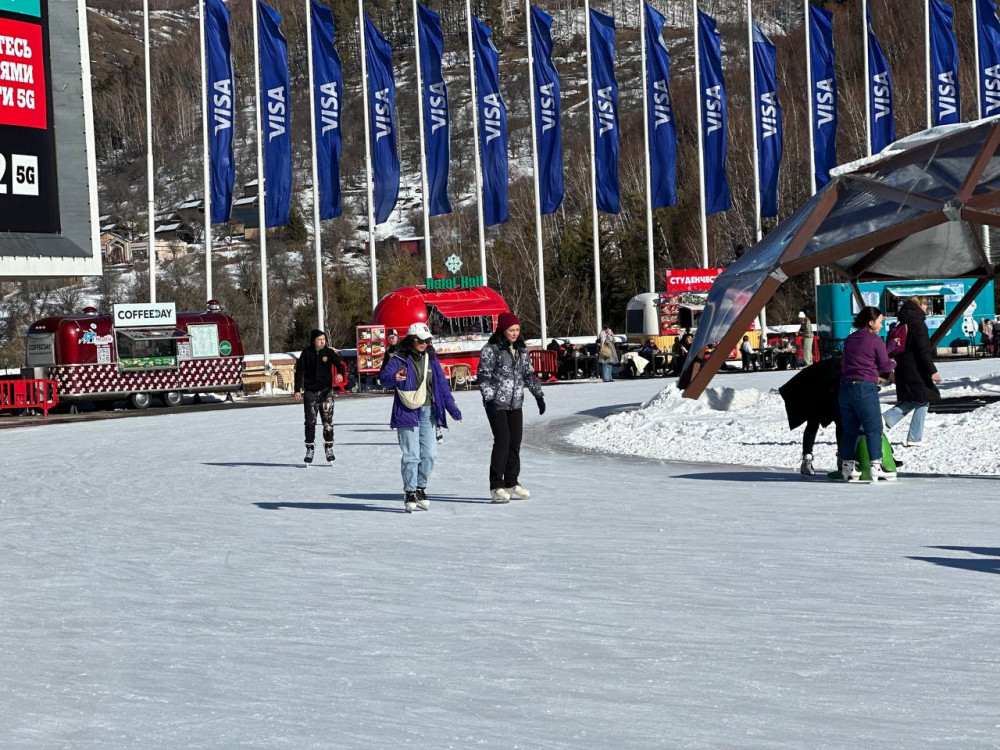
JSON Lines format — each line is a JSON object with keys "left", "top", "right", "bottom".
{"left": 802, "top": 417, "right": 842, "bottom": 458}
{"left": 487, "top": 407, "right": 523, "bottom": 489}
{"left": 303, "top": 389, "right": 335, "bottom": 444}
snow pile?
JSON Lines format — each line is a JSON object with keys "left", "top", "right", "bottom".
{"left": 568, "top": 372, "right": 1000, "bottom": 476}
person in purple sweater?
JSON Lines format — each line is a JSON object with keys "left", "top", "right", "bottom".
{"left": 839, "top": 306, "right": 897, "bottom": 482}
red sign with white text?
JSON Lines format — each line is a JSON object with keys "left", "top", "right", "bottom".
{"left": 665, "top": 268, "right": 725, "bottom": 292}
{"left": 0, "top": 18, "right": 46, "bottom": 129}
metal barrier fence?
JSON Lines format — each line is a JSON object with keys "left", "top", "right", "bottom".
{"left": 0, "top": 379, "right": 60, "bottom": 416}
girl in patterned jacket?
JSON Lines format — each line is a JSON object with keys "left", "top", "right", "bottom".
{"left": 478, "top": 313, "right": 546, "bottom": 504}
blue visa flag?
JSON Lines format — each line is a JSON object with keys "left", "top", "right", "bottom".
{"left": 472, "top": 16, "right": 508, "bottom": 226}
{"left": 809, "top": 4, "right": 837, "bottom": 189}
{"left": 929, "top": 0, "right": 959, "bottom": 126}
{"left": 418, "top": 5, "right": 451, "bottom": 216}
{"left": 365, "top": 14, "right": 400, "bottom": 225}
{"left": 258, "top": 2, "right": 292, "bottom": 227}
{"left": 752, "top": 22, "right": 782, "bottom": 217}
{"left": 976, "top": 0, "right": 1000, "bottom": 117}
{"left": 310, "top": 0, "right": 343, "bottom": 219}
{"left": 590, "top": 9, "right": 619, "bottom": 214}
{"left": 644, "top": 2, "right": 676, "bottom": 208}
{"left": 867, "top": 5, "right": 895, "bottom": 154}
{"left": 697, "top": 10, "right": 730, "bottom": 214}
{"left": 531, "top": 6, "right": 564, "bottom": 215}
{"left": 206, "top": 0, "right": 234, "bottom": 224}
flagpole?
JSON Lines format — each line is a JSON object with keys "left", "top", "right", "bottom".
{"left": 358, "top": 2, "right": 379, "bottom": 310}
{"left": 974, "top": 0, "right": 992, "bottom": 265}
{"left": 863, "top": 0, "right": 872, "bottom": 157}
{"left": 805, "top": 0, "right": 820, "bottom": 288}
{"left": 585, "top": 0, "right": 603, "bottom": 331}
{"left": 306, "top": 0, "right": 324, "bottom": 331}
{"left": 143, "top": 0, "right": 156, "bottom": 303}
{"left": 747, "top": 0, "right": 761, "bottom": 247}
{"left": 199, "top": 0, "right": 212, "bottom": 301}
{"left": 526, "top": 1, "right": 548, "bottom": 345}
{"left": 413, "top": 0, "right": 433, "bottom": 280}
{"left": 693, "top": 0, "right": 709, "bottom": 268}
{"left": 640, "top": 0, "right": 655, "bottom": 294}
{"left": 251, "top": 0, "right": 272, "bottom": 372}
{"left": 925, "top": 0, "right": 932, "bottom": 128}
{"left": 465, "top": 0, "right": 488, "bottom": 284}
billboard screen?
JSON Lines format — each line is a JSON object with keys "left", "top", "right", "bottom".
{"left": 0, "top": 0, "right": 99, "bottom": 278}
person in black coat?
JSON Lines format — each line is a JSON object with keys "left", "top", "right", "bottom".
{"left": 778, "top": 356, "right": 843, "bottom": 475}
{"left": 293, "top": 329, "right": 345, "bottom": 462}
{"left": 883, "top": 297, "right": 941, "bottom": 447}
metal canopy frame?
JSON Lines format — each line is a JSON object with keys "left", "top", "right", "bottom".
{"left": 682, "top": 120, "right": 1000, "bottom": 400}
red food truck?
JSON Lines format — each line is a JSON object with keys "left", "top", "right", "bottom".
{"left": 370, "top": 285, "right": 510, "bottom": 383}
{"left": 23, "top": 301, "right": 245, "bottom": 408}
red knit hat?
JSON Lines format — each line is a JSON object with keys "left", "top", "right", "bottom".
{"left": 497, "top": 312, "right": 521, "bottom": 333}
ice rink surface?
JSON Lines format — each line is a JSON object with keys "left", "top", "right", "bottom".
{"left": 2, "top": 362, "right": 999, "bottom": 749}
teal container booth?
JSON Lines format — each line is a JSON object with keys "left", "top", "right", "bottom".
{"left": 816, "top": 280, "right": 996, "bottom": 354}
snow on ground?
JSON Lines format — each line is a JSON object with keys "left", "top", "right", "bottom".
{"left": 569, "top": 358, "right": 1000, "bottom": 477}
{"left": 2, "top": 366, "right": 1000, "bottom": 748}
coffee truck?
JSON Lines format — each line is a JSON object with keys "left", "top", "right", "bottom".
{"left": 24, "top": 301, "right": 245, "bottom": 408}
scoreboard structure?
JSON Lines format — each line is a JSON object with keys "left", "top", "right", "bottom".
{"left": 0, "top": 0, "right": 100, "bottom": 278}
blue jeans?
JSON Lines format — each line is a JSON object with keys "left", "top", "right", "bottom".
{"left": 839, "top": 381, "right": 883, "bottom": 461}
{"left": 883, "top": 401, "right": 928, "bottom": 443}
{"left": 600, "top": 362, "right": 614, "bottom": 382}
{"left": 397, "top": 406, "right": 437, "bottom": 491}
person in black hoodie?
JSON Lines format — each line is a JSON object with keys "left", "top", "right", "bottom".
{"left": 883, "top": 296, "right": 941, "bottom": 447}
{"left": 778, "top": 357, "right": 842, "bottom": 475}
{"left": 294, "top": 329, "right": 344, "bottom": 463}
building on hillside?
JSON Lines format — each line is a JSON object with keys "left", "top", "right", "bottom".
{"left": 100, "top": 232, "right": 133, "bottom": 265}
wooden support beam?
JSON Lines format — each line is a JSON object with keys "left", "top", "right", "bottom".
{"left": 682, "top": 276, "right": 782, "bottom": 400}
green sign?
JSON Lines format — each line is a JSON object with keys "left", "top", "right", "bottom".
{"left": 120, "top": 356, "right": 177, "bottom": 371}
{"left": 425, "top": 275, "right": 484, "bottom": 290}
{"left": 219, "top": 340, "right": 232, "bottom": 356}
{"left": 0, "top": 0, "right": 41, "bottom": 18}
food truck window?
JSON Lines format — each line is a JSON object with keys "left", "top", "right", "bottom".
{"left": 116, "top": 330, "right": 182, "bottom": 370}
{"left": 885, "top": 292, "right": 946, "bottom": 316}
{"left": 427, "top": 307, "right": 494, "bottom": 337}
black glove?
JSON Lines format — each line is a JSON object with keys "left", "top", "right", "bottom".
{"left": 536, "top": 396, "right": 546, "bottom": 415}
{"left": 484, "top": 400, "right": 496, "bottom": 419}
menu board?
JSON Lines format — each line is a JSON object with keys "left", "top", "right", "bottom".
{"left": 0, "top": 0, "right": 59, "bottom": 233}
{"left": 187, "top": 323, "right": 220, "bottom": 358}
{"left": 356, "top": 325, "right": 386, "bottom": 374}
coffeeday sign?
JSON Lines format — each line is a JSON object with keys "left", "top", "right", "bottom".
{"left": 113, "top": 302, "right": 177, "bottom": 329}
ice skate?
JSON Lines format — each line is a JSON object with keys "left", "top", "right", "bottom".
{"left": 490, "top": 488, "right": 511, "bottom": 504}
{"left": 507, "top": 485, "right": 531, "bottom": 500}
{"left": 800, "top": 453, "right": 815, "bottom": 476}
{"left": 839, "top": 460, "right": 860, "bottom": 482}
{"left": 303, "top": 443, "right": 315, "bottom": 464}
{"left": 324, "top": 443, "right": 335, "bottom": 462}
{"left": 404, "top": 491, "right": 418, "bottom": 513}
{"left": 414, "top": 488, "right": 430, "bottom": 511}
{"left": 870, "top": 460, "right": 897, "bottom": 482}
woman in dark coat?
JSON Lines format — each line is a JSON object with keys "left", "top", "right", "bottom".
{"left": 883, "top": 297, "right": 941, "bottom": 447}
{"left": 778, "top": 357, "right": 842, "bottom": 475}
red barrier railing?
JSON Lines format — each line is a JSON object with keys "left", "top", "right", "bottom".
{"left": 530, "top": 350, "right": 559, "bottom": 383}
{"left": 0, "top": 379, "right": 60, "bottom": 416}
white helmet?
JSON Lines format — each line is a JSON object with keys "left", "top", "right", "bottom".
{"left": 406, "top": 322, "right": 433, "bottom": 341}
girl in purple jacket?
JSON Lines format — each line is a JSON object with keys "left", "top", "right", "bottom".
{"left": 378, "top": 322, "right": 462, "bottom": 512}
{"left": 838, "top": 306, "right": 896, "bottom": 482}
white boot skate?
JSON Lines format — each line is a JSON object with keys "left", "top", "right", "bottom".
{"left": 840, "top": 460, "right": 861, "bottom": 482}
